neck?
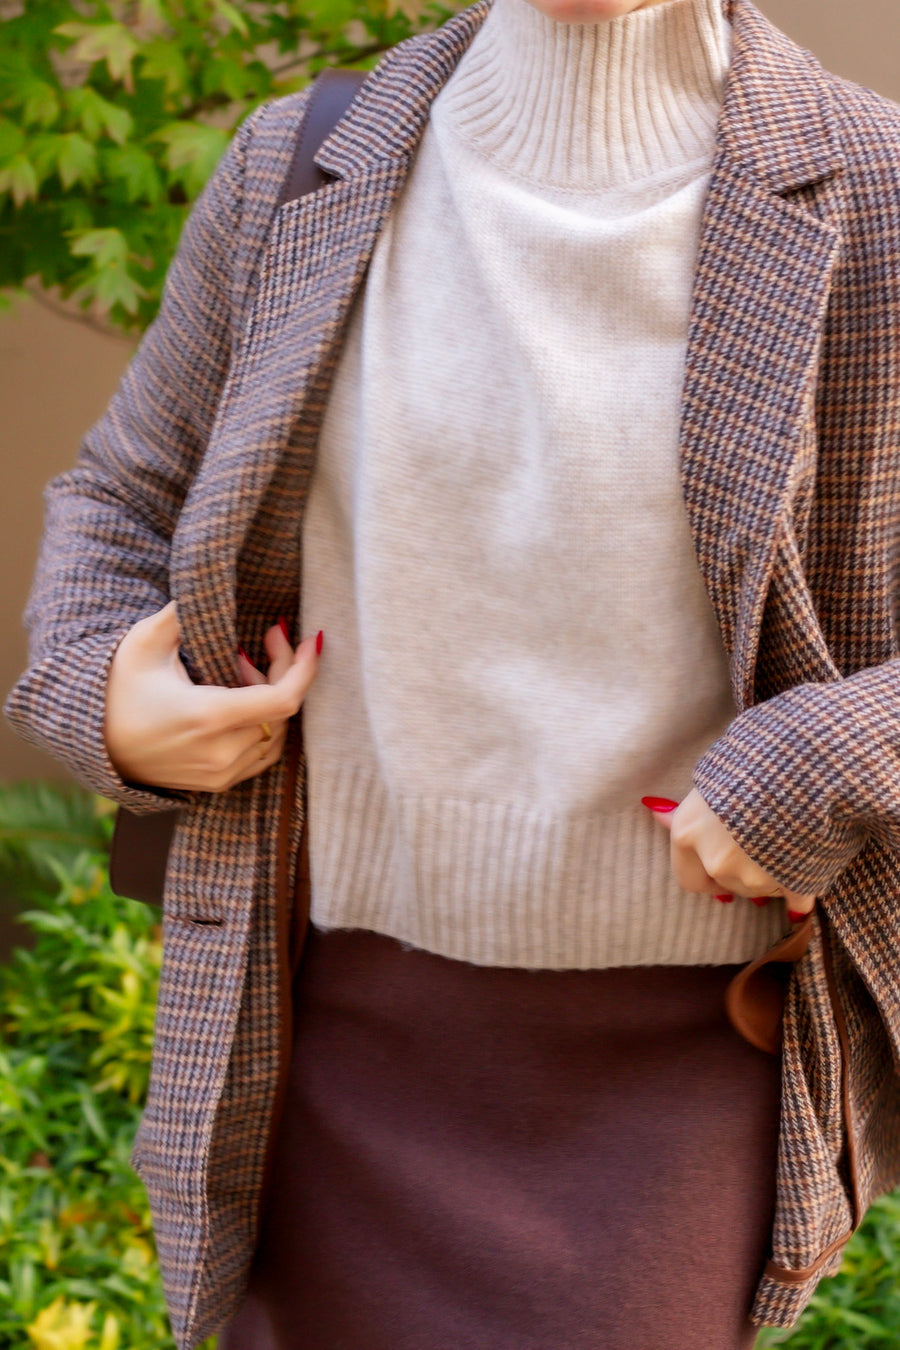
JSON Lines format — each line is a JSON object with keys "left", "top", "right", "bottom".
{"left": 434, "top": 0, "right": 733, "bottom": 190}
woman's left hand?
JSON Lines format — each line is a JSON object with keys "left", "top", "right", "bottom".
{"left": 643, "top": 789, "right": 817, "bottom": 918}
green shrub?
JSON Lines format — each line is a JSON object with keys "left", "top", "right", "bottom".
{"left": 0, "top": 780, "right": 898, "bottom": 1347}
{"left": 0, "top": 783, "right": 215, "bottom": 1349}
{"left": 0, "top": 0, "right": 464, "bottom": 337}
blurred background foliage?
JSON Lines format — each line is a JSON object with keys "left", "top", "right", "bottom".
{"left": 0, "top": 782, "right": 195, "bottom": 1348}
{"left": 0, "top": 778, "right": 899, "bottom": 1346}
{"left": 0, "top": 0, "right": 464, "bottom": 337}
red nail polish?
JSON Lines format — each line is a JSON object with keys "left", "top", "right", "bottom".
{"left": 237, "top": 645, "right": 251, "bottom": 663}
{"left": 640, "top": 796, "right": 678, "bottom": 812}
{"left": 714, "top": 893, "right": 734, "bottom": 903}
{"left": 787, "top": 909, "right": 807, "bottom": 923}
{"left": 278, "top": 616, "right": 291, "bottom": 643}
{"left": 316, "top": 630, "right": 324, "bottom": 655}
{"left": 750, "top": 895, "right": 770, "bottom": 907}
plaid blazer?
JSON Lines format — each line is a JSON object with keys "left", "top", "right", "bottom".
{"left": 5, "top": 0, "right": 900, "bottom": 1343}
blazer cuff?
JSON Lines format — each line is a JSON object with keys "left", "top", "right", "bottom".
{"left": 691, "top": 681, "right": 870, "bottom": 896}
{"left": 3, "top": 627, "right": 199, "bottom": 814}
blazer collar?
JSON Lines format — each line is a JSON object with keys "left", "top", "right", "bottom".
{"left": 314, "top": 0, "right": 846, "bottom": 193}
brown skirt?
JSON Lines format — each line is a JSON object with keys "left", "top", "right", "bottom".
{"left": 218, "top": 924, "right": 781, "bottom": 1350}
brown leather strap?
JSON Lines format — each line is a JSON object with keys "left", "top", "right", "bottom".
{"left": 764, "top": 1227, "right": 853, "bottom": 1285}
{"left": 723, "top": 909, "right": 816, "bottom": 1055}
{"left": 275, "top": 67, "right": 367, "bottom": 208}
{"left": 109, "top": 805, "right": 180, "bottom": 907}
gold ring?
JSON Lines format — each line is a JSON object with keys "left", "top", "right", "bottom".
{"left": 259, "top": 721, "right": 272, "bottom": 743}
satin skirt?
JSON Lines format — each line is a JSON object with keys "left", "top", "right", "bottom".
{"left": 217, "top": 924, "right": 781, "bottom": 1350}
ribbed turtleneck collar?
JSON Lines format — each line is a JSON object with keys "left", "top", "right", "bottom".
{"left": 434, "top": 0, "right": 733, "bottom": 190}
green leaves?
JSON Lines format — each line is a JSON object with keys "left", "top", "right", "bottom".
{"left": 66, "top": 227, "right": 150, "bottom": 317}
{"left": 0, "top": 155, "right": 38, "bottom": 208}
{"left": 0, "top": 782, "right": 219, "bottom": 1348}
{"left": 0, "top": 53, "right": 59, "bottom": 130}
{"left": 0, "top": 117, "right": 36, "bottom": 206}
{"left": 98, "top": 145, "right": 163, "bottom": 206}
{"left": 0, "top": 784, "right": 172, "bottom": 1346}
{"left": 19, "top": 79, "right": 60, "bottom": 132}
{"left": 200, "top": 54, "right": 257, "bottom": 103}
{"left": 65, "top": 89, "right": 134, "bottom": 148}
{"left": 210, "top": 0, "right": 250, "bottom": 39}
{"left": 0, "top": 0, "right": 464, "bottom": 336}
{"left": 52, "top": 23, "right": 141, "bottom": 93}
{"left": 0, "top": 0, "right": 463, "bottom": 337}
{"left": 146, "top": 120, "right": 231, "bottom": 198}
{"left": 53, "top": 133, "right": 99, "bottom": 191}
{"left": 138, "top": 37, "right": 191, "bottom": 100}
{"left": 0, "top": 118, "right": 25, "bottom": 162}
{"left": 0, "top": 782, "right": 109, "bottom": 895}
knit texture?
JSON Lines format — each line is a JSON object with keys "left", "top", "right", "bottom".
{"left": 438, "top": 0, "right": 733, "bottom": 189}
{"left": 300, "top": 0, "right": 789, "bottom": 967}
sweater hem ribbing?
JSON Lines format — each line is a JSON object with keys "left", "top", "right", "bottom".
{"left": 306, "top": 764, "right": 790, "bottom": 969}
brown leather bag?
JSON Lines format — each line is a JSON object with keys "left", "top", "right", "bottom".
{"left": 108, "top": 67, "right": 365, "bottom": 909}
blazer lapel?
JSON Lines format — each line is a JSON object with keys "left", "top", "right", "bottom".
{"left": 170, "top": 0, "right": 492, "bottom": 689}
{"left": 680, "top": 0, "right": 846, "bottom": 710}
{"left": 170, "top": 165, "right": 410, "bottom": 687}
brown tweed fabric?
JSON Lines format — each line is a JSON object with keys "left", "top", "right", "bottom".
{"left": 5, "top": 0, "right": 900, "bottom": 1344}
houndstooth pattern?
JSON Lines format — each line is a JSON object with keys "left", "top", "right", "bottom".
{"left": 5, "top": 0, "right": 900, "bottom": 1342}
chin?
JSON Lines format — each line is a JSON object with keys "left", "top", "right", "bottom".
{"left": 522, "top": 0, "right": 666, "bottom": 19}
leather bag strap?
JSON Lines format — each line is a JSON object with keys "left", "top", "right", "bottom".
{"left": 276, "top": 67, "right": 366, "bottom": 206}
{"left": 108, "top": 66, "right": 366, "bottom": 906}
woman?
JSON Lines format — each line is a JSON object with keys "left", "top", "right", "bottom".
{"left": 5, "top": 0, "right": 900, "bottom": 1345}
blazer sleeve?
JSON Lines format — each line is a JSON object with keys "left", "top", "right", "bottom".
{"left": 3, "top": 100, "right": 272, "bottom": 811}
{"left": 691, "top": 661, "right": 900, "bottom": 896}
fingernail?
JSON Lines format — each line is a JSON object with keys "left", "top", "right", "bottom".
{"left": 316, "top": 630, "right": 324, "bottom": 655}
{"left": 787, "top": 909, "right": 807, "bottom": 924}
{"left": 278, "top": 616, "right": 291, "bottom": 644}
{"left": 714, "top": 893, "right": 734, "bottom": 903}
{"left": 750, "top": 896, "right": 770, "bottom": 907}
{"left": 237, "top": 645, "right": 252, "bottom": 663}
{"left": 640, "top": 796, "right": 678, "bottom": 812}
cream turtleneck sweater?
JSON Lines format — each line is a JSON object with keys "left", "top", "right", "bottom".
{"left": 299, "top": 0, "right": 790, "bottom": 968}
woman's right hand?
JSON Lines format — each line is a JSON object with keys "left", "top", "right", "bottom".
{"left": 103, "top": 600, "right": 321, "bottom": 792}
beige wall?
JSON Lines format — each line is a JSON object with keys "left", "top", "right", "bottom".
{"left": 3, "top": 0, "right": 899, "bottom": 783}
{"left": 1, "top": 305, "right": 138, "bottom": 781}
